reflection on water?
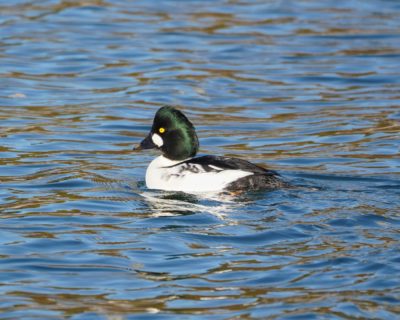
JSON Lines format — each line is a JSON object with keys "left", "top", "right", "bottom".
{"left": 1, "top": 0, "right": 400, "bottom": 318}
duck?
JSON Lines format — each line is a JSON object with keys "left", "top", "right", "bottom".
{"left": 134, "top": 106, "right": 288, "bottom": 193}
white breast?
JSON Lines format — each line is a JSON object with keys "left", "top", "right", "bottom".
{"left": 145, "top": 156, "right": 252, "bottom": 193}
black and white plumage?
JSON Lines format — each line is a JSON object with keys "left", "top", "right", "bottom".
{"left": 172, "top": 156, "right": 286, "bottom": 191}
{"left": 134, "top": 106, "right": 288, "bottom": 193}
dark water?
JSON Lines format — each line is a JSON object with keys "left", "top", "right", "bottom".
{"left": 1, "top": 0, "right": 400, "bottom": 318}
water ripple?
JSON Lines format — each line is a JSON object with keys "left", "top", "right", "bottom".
{"left": 1, "top": 0, "right": 400, "bottom": 318}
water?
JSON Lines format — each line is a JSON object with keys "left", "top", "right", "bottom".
{"left": 1, "top": 0, "right": 400, "bottom": 318}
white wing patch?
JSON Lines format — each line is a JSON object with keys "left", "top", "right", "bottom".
{"left": 209, "top": 165, "right": 223, "bottom": 171}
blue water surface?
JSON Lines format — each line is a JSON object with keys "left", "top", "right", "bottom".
{"left": 1, "top": 0, "right": 400, "bottom": 318}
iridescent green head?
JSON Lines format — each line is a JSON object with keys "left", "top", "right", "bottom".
{"left": 136, "top": 106, "right": 199, "bottom": 160}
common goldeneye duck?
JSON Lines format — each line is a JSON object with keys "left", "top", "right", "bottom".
{"left": 134, "top": 106, "right": 287, "bottom": 193}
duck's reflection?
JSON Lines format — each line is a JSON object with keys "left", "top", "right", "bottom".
{"left": 139, "top": 190, "right": 244, "bottom": 220}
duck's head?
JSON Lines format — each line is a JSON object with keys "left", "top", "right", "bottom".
{"left": 135, "top": 106, "right": 199, "bottom": 161}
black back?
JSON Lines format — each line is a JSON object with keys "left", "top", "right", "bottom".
{"left": 182, "top": 155, "right": 277, "bottom": 175}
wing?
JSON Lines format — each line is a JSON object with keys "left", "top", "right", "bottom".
{"left": 179, "top": 155, "right": 279, "bottom": 176}
{"left": 161, "top": 155, "right": 287, "bottom": 192}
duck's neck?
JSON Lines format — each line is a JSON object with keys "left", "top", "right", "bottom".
{"left": 149, "top": 155, "right": 191, "bottom": 168}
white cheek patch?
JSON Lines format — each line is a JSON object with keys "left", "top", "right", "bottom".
{"left": 152, "top": 133, "right": 164, "bottom": 147}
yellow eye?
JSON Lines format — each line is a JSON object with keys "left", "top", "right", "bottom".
{"left": 159, "top": 127, "right": 165, "bottom": 134}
